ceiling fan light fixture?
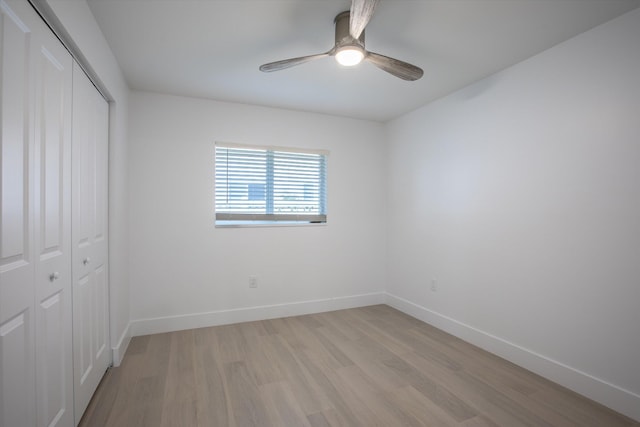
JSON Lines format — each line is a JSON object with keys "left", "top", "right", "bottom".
{"left": 335, "top": 45, "right": 365, "bottom": 66}
{"left": 259, "top": 1, "right": 423, "bottom": 80}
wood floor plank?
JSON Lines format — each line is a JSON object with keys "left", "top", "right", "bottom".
{"left": 224, "top": 360, "right": 271, "bottom": 427}
{"left": 460, "top": 364, "right": 583, "bottom": 426}
{"left": 402, "top": 350, "right": 572, "bottom": 427}
{"left": 281, "top": 317, "right": 347, "bottom": 371}
{"left": 381, "top": 354, "right": 478, "bottom": 422}
{"left": 293, "top": 347, "right": 364, "bottom": 426}
{"left": 527, "top": 388, "right": 636, "bottom": 427}
{"left": 308, "top": 326, "right": 355, "bottom": 368}
{"left": 400, "top": 349, "right": 533, "bottom": 426}
{"left": 215, "top": 323, "right": 251, "bottom": 364}
{"left": 126, "top": 334, "right": 150, "bottom": 355}
{"left": 131, "top": 375, "right": 167, "bottom": 427}
{"left": 455, "top": 369, "right": 557, "bottom": 427}
{"left": 316, "top": 310, "right": 366, "bottom": 342}
{"left": 346, "top": 311, "right": 414, "bottom": 357}
{"left": 296, "top": 313, "right": 325, "bottom": 329}
{"left": 194, "top": 343, "right": 232, "bottom": 426}
{"left": 334, "top": 364, "right": 431, "bottom": 427}
{"left": 77, "top": 368, "right": 118, "bottom": 426}
{"left": 102, "top": 352, "right": 154, "bottom": 426}
{"left": 137, "top": 332, "right": 172, "bottom": 379}
{"left": 322, "top": 374, "right": 390, "bottom": 426}
{"left": 307, "top": 411, "right": 332, "bottom": 427}
{"left": 163, "top": 330, "right": 197, "bottom": 404}
{"left": 349, "top": 358, "right": 409, "bottom": 390}
{"left": 448, "top": 337, "right": 635, "bottom": 427}
{"left": 159, "top": 399, "right": 198, "bottom": 427}
{"left": 310, "top": 408, "right": 350, "bottom": 427}
{"left": 259, "top": 319, "right": 279, "bottom": 336}
{"left": 244, "top": 332, "right": 286, "bottom": 386}
{"left": 268, "top": 334, "right": 332, "bottom": 416}
{"left": 259, "top": 381, "right": 312, "bottom": 427}
{"left": 381, "top": 385, "right": 459, "bottom": 427}
{"left": 459, "top": 414, "right": 502, "bottom": 427}
{"left": 78, "top": 305, "right": 637, "bottom": 427}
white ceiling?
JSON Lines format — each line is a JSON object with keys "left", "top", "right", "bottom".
{"left": 87, "top": 0, "right": 639, "bottom": 122}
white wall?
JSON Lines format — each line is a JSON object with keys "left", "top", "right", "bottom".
{"left": 386, "top": 8, "right": 640, "bottom": 420}
{"left": 44, "top": 0, "right": 131, "bottom": 365}
{"left": 45, "top": 0, "right": 639, "bottom": 419}
{"left": 128, "top": 92, "right": 387, "bottom": 333}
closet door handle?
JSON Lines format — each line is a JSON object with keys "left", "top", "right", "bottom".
{"left": 83, "top": 257, "right": 91, "bottom": 266}
{"left": 49, "top": 272, "right": 60, "bottom": 282}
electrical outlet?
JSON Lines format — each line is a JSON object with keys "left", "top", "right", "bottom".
{"left": 430, "top": 279, "right": 438, "bottom": 292}
{"left": 249, "top": 276, "right": 258, "bottom": 288}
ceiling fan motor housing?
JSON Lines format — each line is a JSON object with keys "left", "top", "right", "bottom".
{"left": 335, "top": 11, "right": 365, "bottom": 50}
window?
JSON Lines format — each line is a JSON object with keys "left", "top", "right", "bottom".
{"left": 215, "top": 142, "right": 328, "bottom": 226}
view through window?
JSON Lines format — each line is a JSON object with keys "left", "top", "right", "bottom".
{"left": 215, "top": 143, "right": 328, "bottom": 226}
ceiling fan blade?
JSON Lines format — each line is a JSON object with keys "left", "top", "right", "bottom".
{"left": 350, "top": 0, "right": 379, "bottom": 39}
{"left": 259, "top": 52, "right": 331, "bottom": 72}
{"left": 365, "top": 51, "right": 424, "bottom": 81}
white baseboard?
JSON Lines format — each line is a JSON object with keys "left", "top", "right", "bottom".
{"left": 130, "top": 292, "right": 386, "bottom": 337}
{"left": 111, "top": 322, "right": 131, "bottom": 367}
{"left": 385, "top": 292, "right": 640, "bottom": 422}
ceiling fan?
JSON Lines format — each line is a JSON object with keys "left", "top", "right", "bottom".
{"left": 259, "top": 0, "right": 423, "bottom": 81}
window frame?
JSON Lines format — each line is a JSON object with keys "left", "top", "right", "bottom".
{"left": 214, "top": 142, "right": 328, "bottom": 227}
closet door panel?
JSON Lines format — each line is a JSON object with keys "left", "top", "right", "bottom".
{"left": 75, "top": 274, "right": 92, "bottom": 385}
{"left": 72, "top": 63, "right": 110, "bottom": 423}
{"left": 33, "top": 20, "right": 73, "bottom": 427}
{"left": 0, "top": 1, "right": 30, "bottom": 259}
{"left": 0, "top": 313, "right": 33, "bottom": 427}
{"left": 94, "top": 264, "right": 107, "bottom": 360}
{"left": 72, "top": 69, "right": 95, "bottom": 423}
{"left": 0, "top": 1, "right": 36, "bottom": 425}
{"left": 38, "top": 292, "right": 67, "bottom": 425}
{"left": 93, "top": 88, "right": 109, "bottom": 367}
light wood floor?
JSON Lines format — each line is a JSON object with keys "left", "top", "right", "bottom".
{"left": 79, "top": 305, "right": 638, "bottom": 427}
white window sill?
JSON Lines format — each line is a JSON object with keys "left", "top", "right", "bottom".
{"left": 215, "top": 220, "right": 327, "bottom": 228}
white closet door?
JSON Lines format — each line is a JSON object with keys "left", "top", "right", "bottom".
{"left": 0, "top": 1, "right": 37, "bottom": 425}
{"left": 1, "top": 1, "right": 74, "bottom": 426}
{"left": 71, "top": 62, "right": 110, "bottom": 424}
{"left": 32, "top": 10, "right": 74, "bottom": 427}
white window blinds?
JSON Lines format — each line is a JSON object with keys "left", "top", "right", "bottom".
{"left": 215, "top": 143, "right": 327, "bottom": 224}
